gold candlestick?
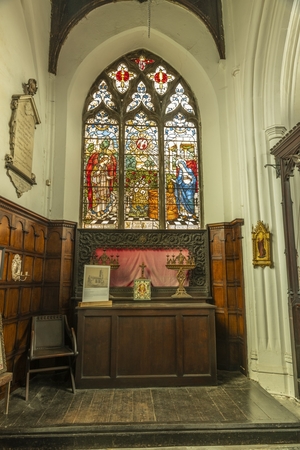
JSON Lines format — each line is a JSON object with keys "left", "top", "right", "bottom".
{"left": 90, "top": 249, "right": 120, "bottom": 270}
{"left": 166, "top": 250, "right": 195, "bottom": 298}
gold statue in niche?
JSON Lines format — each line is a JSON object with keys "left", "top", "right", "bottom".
{"left": 252, "top": 220, "right": 272, "bottom": 267}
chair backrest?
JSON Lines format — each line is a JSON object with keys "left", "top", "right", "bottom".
{"left": 33, "top": 315, "right": 65, "bottom": 350}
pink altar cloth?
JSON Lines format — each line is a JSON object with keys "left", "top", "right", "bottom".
{"left": 94, "top": 248, "right": 190, "bottom": 287}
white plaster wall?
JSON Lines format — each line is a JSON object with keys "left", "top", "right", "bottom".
{"left": 0, "top": 0, "right": 51, "bottom": 216}
{"left": 223, "top": 0, "right": 296, "bottom": 396}
{"left": 52, "top": 0, "right": 226, "bottom": 224}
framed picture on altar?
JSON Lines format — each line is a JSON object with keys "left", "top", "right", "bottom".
{"left": 82, "top": 265, "right": 111, "bottom": 302}
{"left": 133, "top": 279, "right": 151, "bottom": 301}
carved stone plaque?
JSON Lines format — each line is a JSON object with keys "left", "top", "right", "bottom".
{"left": 6, "top": 94, "right": 40, "bottom": 197}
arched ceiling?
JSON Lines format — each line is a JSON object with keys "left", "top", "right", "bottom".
{"left": 49, "top": 0, "right": 225, "bottom": 74}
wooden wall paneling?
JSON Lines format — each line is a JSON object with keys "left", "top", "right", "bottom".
{"left": 44, "top": 228, "right": 64, "bottom": 313}
{"left": 0, "top": 290, "right": 4, "bottom": 313}
{"left": 0, "top": 215, "right": 10, "bottom": 247}
{"left": 3, "top": 321, "right": 17, "bottom": 369}
{"left": 209, "top": 226, "right": 227, "bottom": 368}
{"left": 20, "top": 288, "right": 31, "bottom": 315}
{"left": 31, "top": 287, "right": 42, "bottom": 313}
{"left": 33, "top": 257, "right": 44, "bottom": 283}
{"left": 44, "top": 222, "right": 76, "bottom": 320}
{"left": 24, "top": 225, "right": 35, "bottom": 252}
{"left": 208, "top": 219, "right": 247, "bottom": 374}
{"left": 5, "top": 288, "right": 20, "bottom": 319}
{"left": 10, "top": 221, "right": 24, "bottom": 250}
{"left": 60, "top": 230, "right": 75, "bottom": 316}
{"left": 231, "top": 220, "right": 247, "bottom": 372}
{"left": 0, "top": 197, "right": 76, "bottom": 397}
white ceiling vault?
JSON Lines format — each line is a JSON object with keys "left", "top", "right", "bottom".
{"left": 49, "top": 0, "right": 225, "bottom": 74}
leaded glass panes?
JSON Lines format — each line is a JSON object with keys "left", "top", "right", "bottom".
{"left": 108, "top": 63, "right": 136, "bottom": 93}
{"left": 126, "top": 82, "right": 155, "bottom": 112}
{"left": 125, "top": 113, "right": 159, "bottom": 229}
{"left": 81, "top": 50, "right": 202, "bottom": 230}
{"left": 87, "top": 80, "right": 116, "bottom": 111}
{"left": 164, "top": 114, "right": 199, "bottom": 229}
{"left": 166, "top": 83, "right": 194, "bottom": 114}
{"left": 147, "top": 65, "right": 175, "bottom": 95}
{"left": 82, "top": 111, "right": 119, "bottom": 228}
{"left": 131, "top": 55, "right": 155, "bottom": 71}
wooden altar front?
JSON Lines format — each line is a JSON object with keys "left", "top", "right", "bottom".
{"left": 75, "top": 301, "right": 217, "bottom": 388}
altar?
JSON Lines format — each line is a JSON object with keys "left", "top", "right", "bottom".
{"left": 74, "top": 228, "right": 217, "bottom": 388}
{"left": 75, "top": 300, "right": 217, "bottom": 388}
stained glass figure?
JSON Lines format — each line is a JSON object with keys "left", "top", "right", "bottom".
{"left": 131, "top": 55, "right": 155, "bottom": 71}
{"left": 87, "top": 80, "right": 116, "bottom": 111}
{"left": 164, "top": 114, "right": 199, "bottom": 229}
{"left": 125, "top": 112, "right": 159, "bottom": 229}
{"left": 166, "top": 83, "right": 195, "bottom": 114}
{"left": 81, "top": 50, "right": 201, "bottom": 230}
{"left": 147, "top": 65, "right": 175, "bottom": 95}
{"left": 108, "top": 63, "right": 136, "bottom": 93}
{"left": 82, "top": 111, "right": 119, "bottom": 228}
{"left": 127, "top": 82, "right": 155, "bottom": 112}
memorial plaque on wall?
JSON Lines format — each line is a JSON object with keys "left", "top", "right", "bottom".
{"left": 6, "top": 91, "right": 40, "bottom": 197}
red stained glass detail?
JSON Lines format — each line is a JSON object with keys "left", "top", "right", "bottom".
{"left": 154, "top": 71, "right": 168, "bottom": 84}
{"left": 116, "top": 68, "right": 129, "bottom": 82}
{"left": 136, "top": 137, "right": 148, "bottom": 150}
{"left": 132, "top": 56, "right": 155, "bottom": 71}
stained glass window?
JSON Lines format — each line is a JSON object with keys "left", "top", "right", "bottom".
{"left": 81, "top": 50, "right": 202, "bottom": 230}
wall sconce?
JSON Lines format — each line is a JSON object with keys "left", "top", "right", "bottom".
{"left": 11, "top": 254, "right": 30, "bottom": 282}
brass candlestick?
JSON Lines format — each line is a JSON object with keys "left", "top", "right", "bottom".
{"left": 90, "top": 249, "right": 120, "bottom": 270}
{"left": 166, "top": 250, "right": 195, "bottom": 298}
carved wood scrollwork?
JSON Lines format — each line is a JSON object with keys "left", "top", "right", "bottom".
{"left": 74, "top": 229, "right": 210, "bottom": 297}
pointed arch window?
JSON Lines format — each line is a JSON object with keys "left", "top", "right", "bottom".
{"left": 81, "top": 50, "right": 202, "bottom": 230}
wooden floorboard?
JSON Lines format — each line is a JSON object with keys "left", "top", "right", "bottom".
{"left": 186, "top": 387, "right": 226, "bottom": 422}
{"left": 0, "top": 371, "right": 299, "bottom": 449}
{"left": 227, "top": 387, "right": 273, "bottom": 422}
{"left": 132, "top": 388, "right": 155, "bottom": 422}
{"left": 0, "top": 371, "right": 298, "bottom": 428}
{"left": 62, "top": 389, "right": 88, "bottom": 424}
{"left": 170, "top": 387, "right": 202, "bottom": 422}
{"left": 151, "top": 388, "right": 180, "bottom": 422}
{"left": 207, "top": 387, "right": 248, "bottom": 422}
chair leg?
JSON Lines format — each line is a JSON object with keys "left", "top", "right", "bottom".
{"left": 69, "top": 357, "right": 76, "bottom": 394}
{"left": 4, "top": 381, "right": 11, "bottom": 414}
{"left": 25, "top": 359, "right": 30, "bottom": 401}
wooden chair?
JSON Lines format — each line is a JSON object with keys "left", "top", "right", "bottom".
{"left": 25, "top": 314, "right": 78, "bottom": 401}
{"left": 0, "top": 372, "right": 13, "bottom": 414}
{"left": 0, "top": 313, "right": 13, "bottom": 414}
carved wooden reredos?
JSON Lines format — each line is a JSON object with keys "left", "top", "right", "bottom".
{"left": 74, "top": 229, "right": 211, "bottom": 299}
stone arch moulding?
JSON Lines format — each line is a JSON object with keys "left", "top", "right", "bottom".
{"left": 49, "top": 0, "right": 225, "bottom": 74}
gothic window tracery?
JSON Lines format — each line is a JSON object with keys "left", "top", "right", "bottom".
{"left": 81, "top": 50, "right": 202, "bottom": 230}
